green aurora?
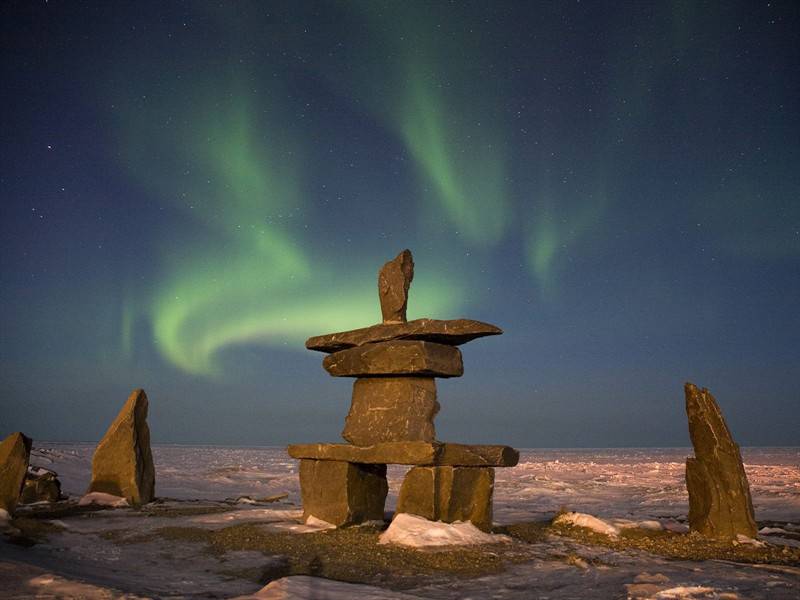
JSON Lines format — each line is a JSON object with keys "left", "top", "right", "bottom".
{"left": 115, "top": 83, "right": 463, "bottom": 375}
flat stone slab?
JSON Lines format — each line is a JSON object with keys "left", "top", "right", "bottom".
{"left": 306, "top": 318, "right": 502, "bottom": 353}
{"left": 287, "top": 441, "right": 519, "bottom": 467}
{"left": 323, "top": 340, "right": 463, "bottom": 378}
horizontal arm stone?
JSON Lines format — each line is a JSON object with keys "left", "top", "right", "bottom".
{"left": 287, "top": 441, "right": 519, "bottom": 467}
{"left": 306, "top": 318, "right": 503, "bottom": 353}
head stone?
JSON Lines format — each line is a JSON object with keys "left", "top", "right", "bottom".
{"left": 378, "top": 249, "right": 414, "bottom": 323}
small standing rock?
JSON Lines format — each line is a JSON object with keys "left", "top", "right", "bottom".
{"left": 378, "top": 249, "right": 414, "bottom": 323}
{"left": 20, "top": 466, "right": 63, "bottom": 504}
{"left": 87, "top": 388, "right": 155, "bottom": 505}
{"left": 0, "top": 432, "right": 32, "bottom": 515}
{"left": 684, "top": 382, "right": 757, "bottom": 540}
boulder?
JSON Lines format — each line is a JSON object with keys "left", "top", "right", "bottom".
{"left": 288, "top": 441, "right": 519, "bottom": 467}
{"left": 323, "top": 340, "right": 463, "bottom": 378}
{"left": 684, "top": 382, "right": 757, "bottom": 540}
{"left": 397, "top": 466, "right": 494, "bottom": 531}
{"left": 87, "top": 388, "right": 155, "bottom": 505}
{"left": 298, "top": 459, "right": 387, "bottom": 526}
{"left": 343, "top": 377, "right": 439, "bottom": 445}
{"left": 378, "top": 249, "right": 414, "bottom": 323}
{"left": 0, "top": 432, "right": 32, "bottom": 515}
{"left": 305, "top": 318, "right": 503, "bottom": 353}
{"left": 20, "top": 466, "right": 62, "bottom": 504}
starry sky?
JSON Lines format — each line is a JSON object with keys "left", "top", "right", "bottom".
{"left": 2, "top": 1, "right": 798, "bottom": 448}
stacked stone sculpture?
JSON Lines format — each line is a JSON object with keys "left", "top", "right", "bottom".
{"left": 684, "top": 382, "right": 757, "bottom": 540}
{"left": 289, "top": 250, "right": 519, "bottom": 531}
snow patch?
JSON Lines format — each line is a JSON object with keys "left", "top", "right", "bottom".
{"left": 232, "top": 575, "right": 427, "bottom": 599}
{"left": 0, "top": 561, "right": 149, "bottom": 600}
{"left": 378, "top": 513, "right": 509, "bottom": 547}
{"left": 78, "top": 492, "right": 129, "bottom": 507}
{"left": 189, "top": 507, "right": 302, "bottom": 525}
{"left": 553, "top": 511, "right": 620, "bottom": 537}
{"left": 759, "top": 526, "right": 788, "bottom": 535}
{"left": 304, "top": 514, "right": 336, "bottom": 529}
{"left": 734, "top": 533, "right": 766, "bottom": 547}
{"left": 609, "top": 517, "right": 664, "bottom": 531}
{"left": 653, "top": 586, "right": 731, "bottom": 599}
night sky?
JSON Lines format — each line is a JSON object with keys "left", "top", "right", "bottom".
{"left": 2, "top": 2, "right": 798, "bottom": 448}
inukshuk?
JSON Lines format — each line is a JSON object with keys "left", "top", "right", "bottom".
{"left": 289, "top": 249, "right": 519, "bottom": 531}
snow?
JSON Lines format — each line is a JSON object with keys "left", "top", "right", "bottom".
{"left": 78, "top": 491, "right": 129, "bottom": 507}
{"left": 304, "top": 514, "right": 336, "bottom": 530}
{"left": 189, "top": 507, "right": 301, "bottom": 525}
{"left": 379, "top": 513, "right": 510, "bottom": 547}
{"left": 0, "top": 560, "right": 149, "bottom": 599}
{"left": 553, "top": 511, "right": 621, "bottom": 537}
{"left": 735, "top": 534, "right": 766, "bottom": 547}
{"left": 652, "top": 586, "right": 721, "bottom": 599}
{"left": 1, "top": 444, "right": 797, "bottom": 599}
{"left": 232, "top": 575, "right": 427, "bottom": 599}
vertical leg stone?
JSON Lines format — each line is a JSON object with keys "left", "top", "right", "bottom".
{"left": 397, "top": 466, "right": 494, "bottom": 531}
{"left": 299, "top": 459, "right": 387, "bottom": 526}
{"left": 342, "top": 377, "right": 439, "bottom": 445}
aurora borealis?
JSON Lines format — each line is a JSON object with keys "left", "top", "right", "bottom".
{"left": 2, "top": 2, "right": 798, "bottom": 447}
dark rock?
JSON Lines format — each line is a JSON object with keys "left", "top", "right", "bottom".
{"left": 306, "top": 318, "right": 503, "bottom": 353}
{"left": 0, "top": 432, "right": 32, "bottom": 515}
{"left": 323, "top": 340, "right": 463, "bottom": 378}
{"left": 436, "top": 443, "right": 520, "bottom": 467}
{"left": 378, "top": 249, "right": 414, "bottom": 324}
{"left": 684, "top": 382, "right": 757, "bottom": 540}
{"left": 88, "top": 388, "right": 155, "bottom": 505}
{"left": 342, "top": 377, "right": 439, "bottom": 446}
{"left": 397, "top": 466, "right": 494, "bottom": 531}
{"left": 287, "top": 441, "right": 519, "bottom": 467}
{"left": 299, "top": 459, "right": 387, "bottom": 526}
{"left": 20, "top": 466, "right": 63, "bottom": 504}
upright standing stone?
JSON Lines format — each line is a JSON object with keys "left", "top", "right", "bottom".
{"left": 305, "top": 318, "right": 503, "bottom": 353}
{"left": 342, "top": 377, "right": 439, "bottom": 445}
{"left": 378, "top": 249, "right": 414, "bottom": 323}
{"left": 397, "top": 466, "right": 494, "bottom": 531}
{"left": 299, "top": 459, "right": 387, "bottom": 526}
{"left": 0, "top": 432, "right": 32, "bottom": 515}
{"left": 87, "top": 389, "right": 155, "bottom": 505}
{"left": 684, "top": 382, "right": 757, "bottom": 540}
